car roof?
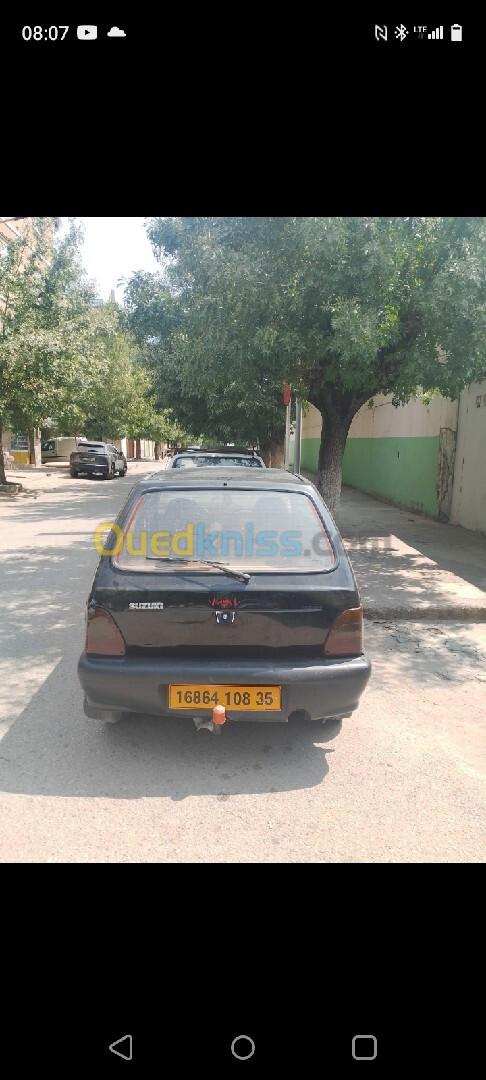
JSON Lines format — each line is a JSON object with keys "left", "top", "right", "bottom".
{"left": 139, "top": 467, "right": 309, "bottom": 489}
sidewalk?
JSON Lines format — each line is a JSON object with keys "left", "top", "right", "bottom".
{"left": 304, "top": 474, "right": 486, "bottom": 621}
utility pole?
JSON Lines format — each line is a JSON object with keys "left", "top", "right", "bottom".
{"left": 283, "top": 383, "right": 291, "bottom": 470}
{"left": 294, "top": 399, "right": 302, "bottom": 474}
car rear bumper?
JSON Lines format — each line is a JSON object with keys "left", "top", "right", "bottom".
{"left": 78, "top": 653, "right": 371, "bottom": 722}
{"left": 71, "top": 462, "right": 109, "bottom": 473}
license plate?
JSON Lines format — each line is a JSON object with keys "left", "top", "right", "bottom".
{"left": 169, "top": 684, "right": 282, "bottom": 711}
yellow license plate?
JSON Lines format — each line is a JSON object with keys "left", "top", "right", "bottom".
{"left": 169, "top": 684, "right": 282, "bottom": 711}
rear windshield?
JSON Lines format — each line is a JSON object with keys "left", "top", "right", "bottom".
{"left": 172, "top": 455, "right": 262, "bottom": 468}
{"left": 113, "top": 488, "right": 335, "bottom": 573}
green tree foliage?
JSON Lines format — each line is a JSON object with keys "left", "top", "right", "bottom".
{"left": 126, "top": 217, "right": 486, "bottom": 515}
{"left": 0, "top": 221, "right": 169, "bottom": 481}
{"left": 0, "top": 219, "right": 99, "bottom": 482}
{"left": 124, "top": 240, "right": 288, "bottom": 462}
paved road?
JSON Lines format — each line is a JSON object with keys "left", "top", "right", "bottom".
{"left": 0, "top": 466, "right": 484, "bottom": 862}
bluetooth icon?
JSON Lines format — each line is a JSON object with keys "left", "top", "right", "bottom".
{"left": 395, "top": 24, "right": 409, "bottom": 41}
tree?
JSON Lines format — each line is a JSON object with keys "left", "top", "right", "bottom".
{"left": 0, "top": 219, "right": 98, "bottom": 484}
{"left": 124, "top": 238, "right": 288, "bottom": 463}
{"left": 127, "top": 217, "right": 486, "bottom": 516}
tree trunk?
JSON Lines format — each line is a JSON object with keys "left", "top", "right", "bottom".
{"left": 154, "top": 441, "right": 161, "bottom": 460}
{"left": 308, "top": 385, "right": 371, "bottom": 521}
{"left": 0, "top": 427, "right": 7, "bottom": 486}
{"left": 259, "top": 426, "right": 285, "bottom": 467}
{"left": 268, "top": 437, "right": 284, "bottom": 468}
{"left": 28, "top": 426, "right": 41, "bottom": 467}
{"left": 316, "top": 415, "right": 351, "bottom": 521}
{"left": 135, "top": 438, "right": 141, "bottom": 460}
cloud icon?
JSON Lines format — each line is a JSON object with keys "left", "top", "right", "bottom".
{"left": 107, "top": 26, "right": 126, "bottom": 37}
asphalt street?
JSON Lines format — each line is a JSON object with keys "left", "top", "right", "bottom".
{"left": 0, "top": 464, "right": 484, "bottom": 862}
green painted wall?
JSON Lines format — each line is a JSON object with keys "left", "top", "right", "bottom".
{"left": 288, "top": 437, "right": 319, "bottom": 471}
{"left": 290, "top": 433, "right": 439, "bottom": 518}
{"left": 342, "top": 436, "right": 439, "bottom": 517}
{"left": 301, "top": 438, "right": 320, "bottom": 472}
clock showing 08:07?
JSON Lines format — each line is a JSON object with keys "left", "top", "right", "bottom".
{"left": 22, "top": 26, "right": 70, "bottom": 41}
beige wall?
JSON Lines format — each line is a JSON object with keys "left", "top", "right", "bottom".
{"left": 301, "top": 403, "right": 322, "bottom": 439}
{"left": 450, "top": 380, "right": 486, "bottom": 534}
{"left": 301, "top": 394, "right": 459, "bottom": 442}
{"left": 119, "top": 438, "right": 157, "bottom": 459}
{"left": 348, "top": 393, "right": 458, "bottom": 439}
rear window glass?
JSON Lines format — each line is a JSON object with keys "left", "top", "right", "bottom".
{"left": 113, "top": 489, "right": 335, "bottom": 573}
{"left": 173, "top": 455, "right": 262, "bottom": 468}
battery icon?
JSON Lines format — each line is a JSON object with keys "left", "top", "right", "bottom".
{"left": 451, "top": 24, "right": 462, "bottom": 41}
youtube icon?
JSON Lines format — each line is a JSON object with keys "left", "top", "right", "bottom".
{"left": 77, "top": 25, "right": 97, "bottom": 39}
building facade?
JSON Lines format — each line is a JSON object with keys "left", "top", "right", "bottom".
{"left": 294, "top": 382, "right": 486, "bottom": 536}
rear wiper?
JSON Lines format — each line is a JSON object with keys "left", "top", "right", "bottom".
{"left": 145, "top": 556, "right": 250, "bottom": 583}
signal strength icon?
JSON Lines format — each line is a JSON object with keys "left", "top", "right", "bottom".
{"left": 428, "top": 26, "right": 443, "bottom": 38}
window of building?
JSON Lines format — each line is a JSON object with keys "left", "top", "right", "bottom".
{"left": 10, "top": 434, "right": 29, "bottom": 451}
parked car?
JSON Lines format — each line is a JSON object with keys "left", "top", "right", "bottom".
{"left": 70, "top": 441, "right": 127, "bottom": 479}
{"left": 42, "top": 437, "right": 85, "bottom": 463}
{"left": 41, "top": 439, "right": 57, "bottom": 462}
{"left": 78, "top": 467, "right": 371, "bottom": 729}
{"left": 167, "top": 448, "right": 265, "bottom": 469}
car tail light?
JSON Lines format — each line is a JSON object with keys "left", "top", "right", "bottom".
{"left": 85, "top": 606, "right": 126, "bottom": 656}
{"left": 324, "top": 606, "right": 363, "bottom": 657}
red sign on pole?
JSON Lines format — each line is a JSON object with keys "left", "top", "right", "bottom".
{"left": 283, "top": 382, "right": 291, "bottom": 406}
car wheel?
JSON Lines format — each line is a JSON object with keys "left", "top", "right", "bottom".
{"left": 70, "top": 468, "right": 78, "bottom": 478}
{"left": 110, "top": 462, "right": 116, "bottom": 479}
{"left": 122, "top": 465, "right": 127, "bottom": 475}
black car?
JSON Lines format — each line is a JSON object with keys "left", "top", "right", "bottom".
{"left": 78, "top": 469, "right": 371, "bottom": 730}
{"left": 70, "top": 441, "right": 127, "bottom": 479}
{"left": 167, "top": 448, "right": 265, "bottom": 469}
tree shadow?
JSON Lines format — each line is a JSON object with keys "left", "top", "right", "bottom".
{"left": 0, "top": 650, "right": 343, "bottom": 800}
{"left": 338, "top": 485, "right": 486, "bottom": 604}
{"left": 365, "top": 619, "right": 486, "bottom": 689}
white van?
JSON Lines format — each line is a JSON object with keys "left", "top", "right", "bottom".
{"left": 41, "top": 437, "right": 86, "bottom": 462}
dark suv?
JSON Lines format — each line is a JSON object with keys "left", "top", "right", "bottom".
{"left": 70, "top": 441, "right": 127, "bottom": 479}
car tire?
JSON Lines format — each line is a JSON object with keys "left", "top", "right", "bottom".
{"left": 70, "top": 468, "right": 78, "bottom": 478}
{"left": 122, "top": 465, "right": 127, "bottom": 475}
{"left": 83, "top": 696, "right": 123, "bottom": 724}
{"left": 110, "top": 462, "right": 116, "bottom": 479}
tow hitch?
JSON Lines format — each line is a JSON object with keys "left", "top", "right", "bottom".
{"left": 193, "top": 704, "right": 227, "bottom": 734}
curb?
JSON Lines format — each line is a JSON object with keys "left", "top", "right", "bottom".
{"left": 364, "top": 604, "right": 486, "bottom": 621}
